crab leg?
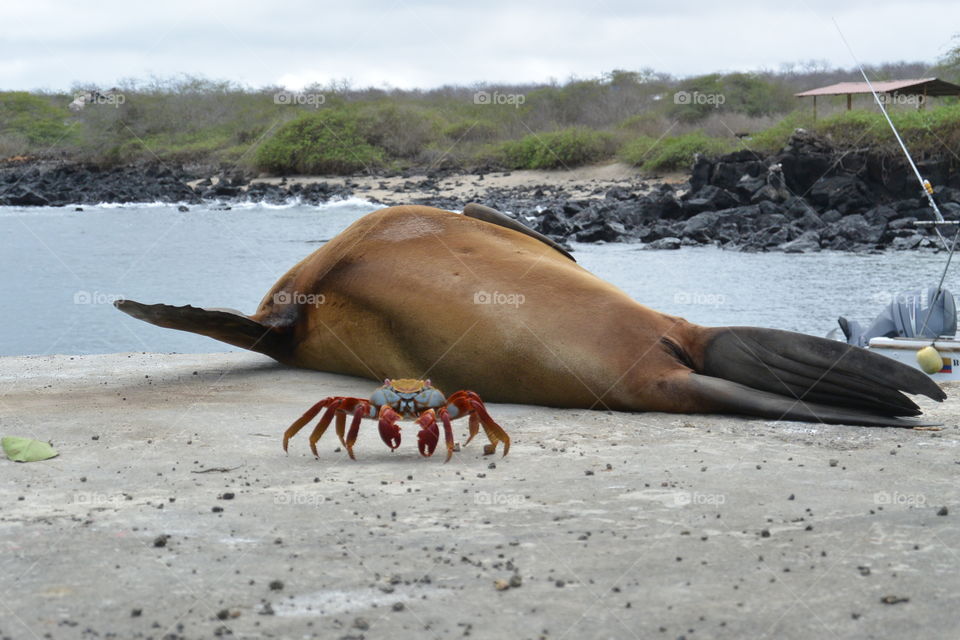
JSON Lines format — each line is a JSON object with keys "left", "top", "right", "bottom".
{"left": 445, "top": 391, "right": 511, "bottom": 456}
{"left": 344, "top": 405, "right": 368, "bottom": 460}
{"left": 283, "top": 398, "right": 334, "bottom": 452}
{"left": 308, "top": 404, "right": 340, "bottom": 457}
{"left": 283, "top": 396, "right": 370, "bottom": 457}
{"left": 334, "top": 411, "right": 347, "bottom": 447}
{"left": 437, "top": 408, "right": 456, "bottom": 462}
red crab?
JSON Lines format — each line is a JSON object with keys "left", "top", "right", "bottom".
{"left": 283, "top": 378, "right": 511, "bottom": 462}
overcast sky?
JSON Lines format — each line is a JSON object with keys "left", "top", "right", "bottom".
{"left": 1, "top": 0, "right": 957, "bottom": 91}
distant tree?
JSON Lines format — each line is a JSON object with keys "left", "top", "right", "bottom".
{"left": 937, "top": 34, "right": 960, "bottom": 81}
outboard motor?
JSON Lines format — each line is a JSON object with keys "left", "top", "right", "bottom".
{"left": 839, "top": 287, "right": 957, "bottom": 347}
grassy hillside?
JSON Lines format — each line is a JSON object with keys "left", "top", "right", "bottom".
{"left": 1, "top": 60, "right": 958, "bottom": 175}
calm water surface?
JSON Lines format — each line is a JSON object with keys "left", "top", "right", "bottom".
{"left": 2, "top": 200, "right": 956, "bottom": 356}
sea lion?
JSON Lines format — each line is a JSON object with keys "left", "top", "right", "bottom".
{"left": 115, "top": 203, "right": 945, "bottom": 426}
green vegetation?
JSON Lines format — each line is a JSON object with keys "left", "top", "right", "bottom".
{"left": 254, "top": 110, "right": 384, "bottom": 174}
{"left": 0, "top": 92, "right": 74, "bottom": 153}
{"left": 1, "top": 52, "right": 958, "bottom": 175}
{"left": 813, "top": 105, "right": 960, "bottom": 156}
{"left": 620, "top": 132, "right": 735, "bottom": 172}
{"left": 492, "top": 128, "right": 618, "bottom": 169}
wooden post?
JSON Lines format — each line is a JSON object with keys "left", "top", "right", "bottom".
{"left": 846, "top": 93, "right": 852, "bottom": 111}
{"left": 813, "top": 95, "right": 817, "bottom": 121}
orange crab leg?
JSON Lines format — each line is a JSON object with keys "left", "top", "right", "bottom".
{"left": 437, "top": 408, "right": 456, "bottom": 462}
{"left": 283, "top": 396, "right": 370, "bottom": 458}
{"left": 308, "top": 404, "right": 340, "bottom": 458}
{"left": 283, "top": 398, "right": 335, "bottom": 452}
{"left": 445, "top": 391, "right": 511, "bottom": 456}
{"left": 464, "top": 414, "right": 481, "bottom": 447}
{"left": 334, "top": 411, "right": 347, "bottom": 447}
{"left": 344, "top": 405, "right": 368, "bottom": 460}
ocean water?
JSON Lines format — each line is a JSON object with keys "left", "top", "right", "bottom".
{"left": 1, "top": 199, "right": 956, "bottom": 356}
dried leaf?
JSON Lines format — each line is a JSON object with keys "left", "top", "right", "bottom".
{"left": 2, "top": 436, "right": 58, "bottom": 462}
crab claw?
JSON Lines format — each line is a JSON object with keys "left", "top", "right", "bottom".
{"left": 377, "top": 405, "right": 402, "bottom": 450}
{"left": 416, "top": 410, "right": 440, "bottom": 457}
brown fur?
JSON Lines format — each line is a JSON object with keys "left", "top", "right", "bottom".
{"left": 251, "top": 205, "right": 698, "bottom": 410}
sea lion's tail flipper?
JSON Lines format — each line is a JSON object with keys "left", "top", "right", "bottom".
{"left": 687, "top": 326, "right": 945, "bottom": 425}
{"left": 114, "top": 299, "right": 291, "bottom": 361}
{"left": 680, "top": 373, "right": 933, "bottom": 427}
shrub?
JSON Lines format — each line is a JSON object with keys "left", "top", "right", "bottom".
{"left": 254, "top": 109, "right": 384, "bottom": 174}
{"left": 494, "top": 127, "right": 618, "bottom": 169}
{"left": 748, "top": 111, "right": 815, "bottom": 153}
{"left": 0, "top": 92, "right": 73, "bottom": 147}
{"left": 441, "top": 120, "right": 499, "bottom": 142}
{"left": 356, "top": 103, "right": 440, "bottom": 159}
{"left": 621, "top": 132, "right": 734, "bottom": 172}
{"left": 813, "top": 105, "right": 960, "bottom": 156}
{"left": 617, "top": 113, "right": 671, "bottom": 137}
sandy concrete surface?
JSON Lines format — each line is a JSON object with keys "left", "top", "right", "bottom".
{"left": 1, "top": 352, "right": 958, "bottom": 640}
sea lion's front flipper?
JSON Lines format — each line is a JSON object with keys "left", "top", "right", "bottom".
{"left": 115, "top": 299, "right": 292, "bottom": 362}
{"left": 679, "top": 372, "right": 936, "bottom": 427}
{"left": 463, "top": 203, "right": 576, "bottom": 262}
{"left": 682, "top": 326, "right": 944, "bottom": 422}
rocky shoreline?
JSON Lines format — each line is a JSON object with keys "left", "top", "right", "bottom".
{"left": 2, "top": 130, "right": 958, "bottom": 252}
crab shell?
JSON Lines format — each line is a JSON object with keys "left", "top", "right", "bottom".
{"left": 369, "top": 378, "right": 449, "bottom": 419}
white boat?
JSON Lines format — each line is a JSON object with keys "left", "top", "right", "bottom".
{"left": 867, "top": 336, "right": 960, "bottom": 382}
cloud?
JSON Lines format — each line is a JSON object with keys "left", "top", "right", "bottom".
{"left": 0, "top": 0, "right": 955, "bottom": 91}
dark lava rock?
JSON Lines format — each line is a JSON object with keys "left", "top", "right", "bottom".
{"left": 808, "top": 176, "right": 875, "bottom": 215}
{"left": 779, "top": 230, "right": 821, "bottom": 253}
{"left": 682, "top": 185, "right": 740, "bottom": 216}
{"left": 645, "top": 237, "right": 682, "bottom": 250}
